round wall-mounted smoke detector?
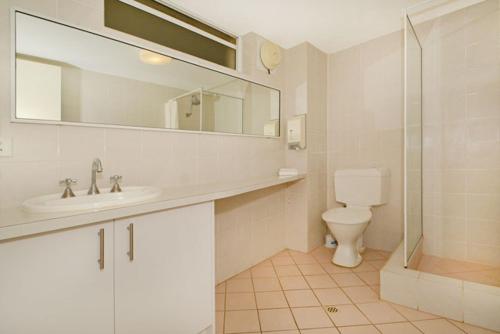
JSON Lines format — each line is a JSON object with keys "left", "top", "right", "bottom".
{"left": 260, "top": 41, "right": 282, "bottom": 74}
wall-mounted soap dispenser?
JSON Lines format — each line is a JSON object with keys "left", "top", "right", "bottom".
{"left": 287, "top": 115, "right": 306, "bottom": 150}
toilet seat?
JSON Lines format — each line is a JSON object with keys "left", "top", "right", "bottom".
{"left": 322, "top": 207, "right": 372, "bottom": 225}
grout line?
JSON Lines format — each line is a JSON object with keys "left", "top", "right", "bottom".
{"left": 249, "top": 270, "right": 263, "bottom": 334}
{"left": 271, "top": 249, "right": 303, "bottom": 331}
{"left": 445, "top": 318, "right": 470, "bottom": 334}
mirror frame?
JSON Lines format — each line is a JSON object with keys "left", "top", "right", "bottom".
{"left": 10, "top": 9, "right": 281, "bottom": 138}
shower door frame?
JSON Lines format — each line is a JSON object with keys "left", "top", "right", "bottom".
{"left": 403, "top": 11, "right": 424, "bottom": 268}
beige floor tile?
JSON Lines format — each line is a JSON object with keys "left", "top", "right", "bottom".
{"left": 253, "top": 277, "right": 282, "bottom": 292}
{"left": 226, "top": 278, "right": 254, "bottom": 293}
{"left": 226, "top": 292, "right": 257, "bottom": 310}
{"left": 298, "top": 263, "right": 327, "bottom": 275}
{"left": 305, "top": 275, "right": 338, "bottom": 288}
{"left": 389, "top": 303, "right": 440, "bottom": 321}
{"left": 314, "top": 288, "right": 352, "bottom": 305}
{"left": 370, "top": 285, "right": 380, "bottom": 297}
{"left": 272, "top": 255, "right": 295, "bottom": 266}
{"left": 275, "top": 265, "right": 302, "bottom": 277}
{"left": 289, "top": 250, "right": 308, "bottom": 256}
{"left": 450, "top": 320, "right": 500, "bottom": 334}
{"left": 352, "top": 262, "right": 377, "bottom": 272}
{"left": 259, "top": 308, "right": 297, "bottom": 331}
{"left": 275, "top": 250, "right": 291, "bottom": 257}
{"left": 363, "top": 249, "right": 387, "bottom": 261}
{"left": 310, "top": 247, "right": 334, "bottom": 256}
{"left": 331, "top": 273, "right": 366, "bottom": 287}
{"left": 215, "top": 311, "right": 224, "bottom": 334}
{"left": 291, "top": 253, "right": 318, "bottom": 264}
{"left": 224, "top": 310, "right": 260, "bottom": 333}
{"left": 284, "top": 289, "right": 320, "bottom": 307}
{"left": 255, "top": 259, "right": 274, "bottom": 267}
{"left": 342, "top": 286, "right": 378, "bottom": 303}
{"left": 377, "top": 250, "right": 390, "bottom": 259}
{"left": 355, "top": 272, "right": 380, "bottom": 285}
{"left": 376, "top": 322, "right": 422, "bottom": 334}
{"left": 251, "top": 265, "right": 277, "bottom": 278}
{"left": 314, "top": 253, "right": 335, "bottom": 264}
{"left": 368, "top": 260, "right": 386, "bottom": 270}
{"left": 216, "top": 247, "right": 477, "bottom": 334}
{"left": 291, "top": 307, "right": 334, "bottom": 329}
{"left": 216, "top": 293, "right": 225, "bottom": 311}
{"left": 301, "top": 328, "right": 340, "bottom": 334}
{"left": 326, "top": 304, "right": 370, "bottom": 327}
{"left": 280, "top": 276, "right": 310, "bottom": 290}
{"left": 232, "top": 270, "right": 251, "bottom": 279}
{"left": 356, "top": 302, "right": 406, "bottom": 324}
{"left": 216, "top": 282, "right": 225, "bottom": 293}
{"left": 412, "top": 319, "right": 464, "bottom": 334}
{"left": 256, "top": 291, "right": 288, "bottom": 309}
{"left": 338, "top": 324, "right": 380, "bottom": 334}
{"left": 322, "top": 263, "right": 353, "bottom": 274}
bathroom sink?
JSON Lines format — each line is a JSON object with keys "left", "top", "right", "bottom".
{"left": 22, "top": 186, "right": 163, "bottom": 213}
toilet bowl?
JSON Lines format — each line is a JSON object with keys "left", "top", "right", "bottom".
{"left": 322, "top": 207, "right": 372, "bottom": 267}
{"left": 322, "top": 168, "right": 390, "bottom": 267}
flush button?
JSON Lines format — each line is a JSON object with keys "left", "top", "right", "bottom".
{"left": 0, "top": 137, "right": 12, "bottom": 157}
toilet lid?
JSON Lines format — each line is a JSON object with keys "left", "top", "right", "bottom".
{"left": 322, "top": 207, "right": 372, "bottom": 225}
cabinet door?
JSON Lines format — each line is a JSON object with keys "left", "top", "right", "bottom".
{"left": 115, "top": 202, "right": 214, "bottom": 334}
{"left": 0, "top": 222, "right": 114, "bottom": 334}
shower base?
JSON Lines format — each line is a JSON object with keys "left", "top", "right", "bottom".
{"left": 416, "top": 254, "right": 500, "bottom": 288}
{"left": 380, "top": 241, "right": 500, "bottom": 332}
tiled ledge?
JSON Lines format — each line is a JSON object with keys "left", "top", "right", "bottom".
{"left": 380, "top": 241, "right": 500, "bottom": 332}
{"left": 0, "top": 174, "right": 305, "bottom": 241}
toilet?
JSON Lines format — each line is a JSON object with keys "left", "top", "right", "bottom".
{"left": 322, "top": 168, "right": 390, "bottom": 267}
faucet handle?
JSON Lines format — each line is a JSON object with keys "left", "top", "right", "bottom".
{"left": 59, "top": 178, "right": 77, "bottom": 198}
{"left": 110, "top": 175, "right": 122, "bottom": 193}
{"left": 59, "top": 178, "right": 78, "bottom": 186}
{"left": 110, "top": 175, "right": 122, "bottom": 183}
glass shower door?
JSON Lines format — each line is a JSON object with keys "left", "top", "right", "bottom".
{"left": 404, "top": 15, "right": 423, "bottom": 267}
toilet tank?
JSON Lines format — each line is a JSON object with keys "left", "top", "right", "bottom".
{"left": 334, "top": 168, "right": 390, "bottom": 207}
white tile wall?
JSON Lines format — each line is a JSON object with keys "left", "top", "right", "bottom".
{"left": 215, "top": 184, "right": 286, "bottom": 283}
{"left": 283, "top": 43, "right": 328, "bottom": 253}
{"left": 419, "top": 0, "right": 500, "bottom": 266}
{"left": 326, "top": 31, "right": 404, "bottom": 252}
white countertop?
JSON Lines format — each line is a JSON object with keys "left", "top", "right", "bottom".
{"left": 0, "top": 174, "right": 305, "bottom": 241}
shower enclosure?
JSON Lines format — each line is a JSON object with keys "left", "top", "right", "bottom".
{"left": 404, "top": 0, "right": 500, "bottom": 286}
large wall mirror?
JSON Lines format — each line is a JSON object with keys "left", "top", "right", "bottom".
{"left": 13, "top": 12, "right": 280, "bottom": 137}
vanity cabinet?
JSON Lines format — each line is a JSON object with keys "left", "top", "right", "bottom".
{"left": 114, "top": 202, "right": 214, "bottom": 334}
{"left": 0, "top": 222, "right": 115, "bottom": 334}
{"left": 0, "top": 202, "right": 214, "bottom": 334}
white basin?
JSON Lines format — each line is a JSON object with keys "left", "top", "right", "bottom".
{"left": 22, "top": 186, "right": 163, "bottom": 213}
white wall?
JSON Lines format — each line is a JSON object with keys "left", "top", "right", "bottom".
{"left": 284, "top": 42, "right": 328, "bottom": 253}
{"left": 16, "top": 58, "right": 61, "bottom": 121}
{"left": 327, "top": 31, "right": 404, "bottom": 252}
{"left": 419, "top": 0, "right": 500, "bottom": 266}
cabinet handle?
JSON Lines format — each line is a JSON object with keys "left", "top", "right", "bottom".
{"left": 98, "top": 228, "right": 105, "bottom": 270}
{"left": 127, "top": 223, "right": 134, "bottom": 261}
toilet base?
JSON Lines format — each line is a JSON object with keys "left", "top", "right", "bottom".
{"left": 332, "top": 243, "right": 363, "bottom": 268}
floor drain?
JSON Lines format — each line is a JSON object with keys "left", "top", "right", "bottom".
{"left": 327, "top": 306, "right": 338, "bottom": 313}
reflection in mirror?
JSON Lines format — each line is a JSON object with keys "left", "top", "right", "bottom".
{"left": 14, "top": 12, "right": 280, "bottom": 137}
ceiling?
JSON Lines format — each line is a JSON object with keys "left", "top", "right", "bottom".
{"left": 167, "top": 0, "right": 423, "bottom": 53}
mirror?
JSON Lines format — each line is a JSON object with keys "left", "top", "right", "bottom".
{"left": 14, "top": 12, "right": 280, "bottom": 137}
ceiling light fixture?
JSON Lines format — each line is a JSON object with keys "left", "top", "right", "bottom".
{"left": 139, "top": 49, "right": 172, "bottom": 65}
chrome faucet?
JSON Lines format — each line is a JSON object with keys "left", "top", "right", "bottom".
{"left": 88, "top": 158, "right": 103, "bottom": 195}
